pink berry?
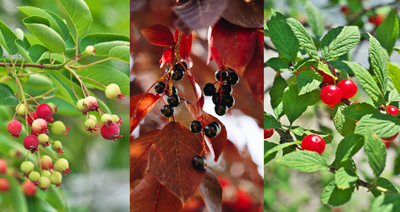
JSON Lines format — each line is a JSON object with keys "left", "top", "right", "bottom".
{"left": 7, "top": 120, "right": 22, "bottom": 138}
{"left": 22, "top": 180, "right": 37, "bottom": 196}
{"left": 320, "top": 85, "right": 342, "bottom": 105}
{"left": 36, "top": 104, "right": 54, "bottom": 123}
{"left": 23, "top": 135, "right": 40, "bottom": 153}
{"left": 100, "top": 122, "right": 122, "bottom": 142}
{"left": 85, "top": 96, "right": 99, "bottom": 111}
{"left": 0, "top": 159, "right": 7, "bottom": 174}
{"left": 27, "top": 112, "right": 38, "bottom": 126}
{"left": 32, "top": 118, "right": 48, "bottom": 134}
{"left": 0, "top": 178, "right": 10, "bottom": 192}
{"left": 337, "top": 79, "right": 358, "bottom": 99}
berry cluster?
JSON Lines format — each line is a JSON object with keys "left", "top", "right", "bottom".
{"left": 203, "top": 68, "right": 239, "bottom": 116}
{"left": 320, "top": 79, "right": 358, "bottom": 108}
{"left": 190, "top": 120, "right": 221, "bottom": 138}
{"left": 368, "top": 14, "right": 384, "bottom": 27}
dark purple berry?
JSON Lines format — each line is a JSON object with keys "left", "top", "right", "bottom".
{"left": 203, "top": 83, "right": 216, "bottom": 96}
{"left": 160, "top": 105, "right": 174, "bottom": 117}
{"left": 215, "top": 69, "right": 227, "bottom": 82}
{"left": 192, "top": 155, "right": 206, "bottom": 170}
{"left": 212, "top": 93, "right": 221, "bottom": 105}
{"left": 215, "top": 104, "right": 227, "bottom": 116}
{"left": 171, "top": 69, "right": 184, "bottom": 81}
{"left": 167, "top": 95, "right": 180, "bottom": 107}
{"left": 227, "top": 72, "right": 239, "bottom": 86}
{"left": 204, "top": 122, "right": 221, "bottom": 138}
{"left": 190, "top": 121, "right": 202, "bottom": 133}
{"left": 165, "top": 86, "right": 178, "bottom": 96}
{"left": 154, "top": 82, "right": 165, "bottom": 94}
{"left": 221, "top": 85, "right": 232, "bottom": 96}
{"left": 222, "top": 95, "right": 235, "bottom": 108}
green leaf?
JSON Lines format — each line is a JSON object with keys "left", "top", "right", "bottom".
{"left": 109, "top": 45, "right": 129, "bottom": 63}
{"left": 297, "top": 69, "right": 323, "bottom": 95}
{"left": 0, "top": 21, "right": 18, "bottom": 55}
{"left": 321, "top": 26, "right": 360, "bottom": 59}
{"left": 308, "top": 89, "right": 320, "bottom": 106}
{"left": 388, "top": 62, "right": 400, "bottom": 96}
{"left": 342, "top": 103, "right": 380, "bottom": 121}
{"left": 332, "top": 103, "right": 356, "bottom": 137}
{"left": 291, "top": 126, "right": 333, "bottom": 144}
{"left": 22, "top": 16, "right": 66, "bottom": 53}
{"left": 283, "top": 85, "right": 310, "bottom": 124}
{"left": 60, "top": 0, "right": 93, "bottom": 37}
{"left": 355, "top": 113, "right": 400, "bottom": 138}
{"left": 335, "top": 163, "right": 358, "bottom": 190}
{"left": 265, "top": 141, "right": 301, "bottom": 160}
{"left": 320, "top": 181, "right": 354, "bottom": 206}
{"left": 5, "top": 176, "right": 28, "bottom": 212}
{"left": 277, "top": 150, "right": 328, "bottom": 173}
{"left": 46, "top": 70, "right": 83, "bottom": 105}
{"left": 344, "top": 61, "right": 385, "bottom": 104}
{"left": 375, "top": 9, "right": 399, "bottom": 55}
{"left": 285, "top": 18, "right": 319, "bottom": 60}
{"left": 316, "top": 61, "right": 336, "bottom": 79}
{"left": 394, "top": 45, "right": 400, "bottom": 54}
{"left": 364, "top": 127, "right": 387, "bottom": 178}
{"left": 371, "top": 194, "right": 400, "bottom": 212}
{"left": 0, "top": 84, "right": 19, "bottom": 106}
{"left": 267, "top": 10, "right": 299, "bottom": 61}
{"left": 371, "top": 178, "right": 399, "bottom": 197}
{"left": 368, "top": 33, "right": 389, "bottom": 93}
{"left": 15, "top": 40, "right": 48, "bottom": 64}
{"left": 46, "top": 10, "right": 76, "bottom": 51}
{"left": 395, "top": 155, "right": 400, "bottom": 176}
{"left": 264, "top": 112, "right": 281, "bottom": 129}
{"left": 294, "top": 58, "right": 317, "bottom": 71}
{"left": 264, "top": 142, "right": 278, "bottom": 164}
{"left": 266, "top": 57, "right": 290, "bottom": 71}
{"left": 45, "top": 185, "right": 68, "bottom": 212}
{"left": 329, "top": 60, "right": 354, "bottom": 75}
{"left": 78, "top": 65, "right": 129, "bottom": 96}
{"left": 332, "top": 133, "right": 364, "bottom": 166}
{"left": 388, "top": 89, "right": 400, "bottom": 103}
{"left": 270, "top": 74, "right": 287, "bottom": 119}
{"left": 305, "top": 1, "right": 324, "bottom": 38}
{"left": 80, "top": 33, "right": 129, "bottom": 56}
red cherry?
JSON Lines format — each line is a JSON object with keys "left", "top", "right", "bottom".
{"left": 36, "top": 104, "right": 54, "bottom": 123}
{"left": 383, "top": 132, "right": 398, "bottom": 141}
{"left": 7, "top": 120, "right": 22, "bottom": 138}
{"left": 328, "top": 104, "right": 336, "bottom": 109}
{"left": 341, "top": 6, "right": 350, "bottom": 15}
{"left": 264, "top": 129, "right": 274, "bottom": 139}
{"left": 23, "top": 135, "right": 40, "bottom": 153}
{"left": 320, "top": 85, "right": 342, "bottom": 105}
{"left": 27, "top": 112, "right": 38, "bottom": 126}
{"left": 369, "top": 14, "right": 384, "bottom": 26}
{"left": 231, "top": 189, "right": 253, "bottom": 211}
{"left": 0, "top": 178, "right": 9, "bottom": 192}
{"left": 0, "top": 159, "right": 7, "bottom": 174}
{"left": 337, "top": 79, "right": 358, "bottom": 99}
{"left": 382, "top": 140, "right": 389, "bottom": 148}
{"left": 387, "top": 106, "right": 399, "bottom": 116}
{"left": 100, "top": 122, "right": 122, "bottom": 142}
{"left": 301, "top": 134, "right": 326, "bottom": 155}
{"left": 22, "top": 180, "right": 37, "bottom": 196}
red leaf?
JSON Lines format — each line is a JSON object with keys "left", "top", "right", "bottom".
{"left": 131, "top": 172, "right": 183, "bottom": 212}
{"left": 141, "top": 24, "right": 175, "bottom": 47}
{"left": 243, "top": 31, "right": 263, "bottom": 102}
{"left": 130, "top": 93, "right": 160, "bottom": 133}
{"left": 149, "top": 122, "right": 206, "bottom": 203}
{"left": 199, "top": 168, "right": 223, "bottom": 212}
{"left": 160, "top": 47, "right": 174, "bottom": 67}
{"left": 221, "top": 0, "right": 263, "bottom": 28}
{"left": 211, "top": 18, "right": 258, "bottom": 76}
{"left": 130, "top": 130, "right": 159, "bottom": 184}
{"left": 174, "top": 29, "right": 192, "bottom": 59}
{"left": 207, "top": 28, "right": 224, "bottom": 68}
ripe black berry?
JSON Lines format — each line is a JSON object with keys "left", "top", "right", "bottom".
{"left": 190, "top": 121, "right": 202, "bottom": 133}
{"left": 171, "top": 69, "right": 185, "bottom": 81}
{"left": 167, "top": 95, "right": 180, "bottom": 107}
{"left": 212, "top": 93, "right": 221, "bottom": 105}
{"left": 204, "top": 122, "right": 221, "bottom": 138}
{"left": 227, "top": 72, "right": 239, "bottom": 86}
{"left": 215, "top": 69, "right": 227, "bottom": 82}
{"left": 160, "top": 105, "right": 174, "bottom": 117}
{"left": 215, "top": 104, "right": 227, "bottom": 116}
{"left": 203, "top": 83, "right": 216, "bottom": 96}
{"left": 165, "top": 86, "right": 178, "bottom": 96}
{"left": 154, "top": 82, "right": 165, "bottom": 94}
{"left": 222, "top": 95, "right": 235, "bottom": 108}
{"left": 192, "top": 155, "right": 206, "bottom": 170}
{"left": 221, "top": 85, "right": 232, "bottom": 96}
{"left": 175, "top": 62, "right": 187, "bottom": 70}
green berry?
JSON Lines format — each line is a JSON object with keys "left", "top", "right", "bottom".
{"left": 52, "top": 141, "right": 62, "bottom": 151}
{"left": 101, "top": 114, "right": 113, "bottom": 125}
{"left": 111, "top": 115, "right": 119, "bottom": 123}
{"left": 49, "top": 172, "right": 62, "bottom": 185}
{"left": 28, "top": 171, "right": 40, "bottom": 182}
{"left": 88, "top": 114, "right": 97, "bottom": 123}
{"left": 38, "top": 134, "right": 49, "bottom": 145}
{"left": 105, "top": 83, "right": 122, "bottom": 99}
{"left": 42, "top": 170, "right": 51, "bottom": 177}
{"left": 76, "top": 99, "right": 88, "bottom": 112}
{"left": 20, "top": 161, "right": 34, "bottom": 174}
{"left": 85, "top": 45, "right": 95, "bottom": 56}
{"left": 16, "top": 104, "right": 26, "bottom": 116}
{"left": 54, "top": 158, "right": 69, "bottom": 173}
{"left": 14, "top": 28, "right": 24, "bottom": 40}
{"left": 51, "top": 121, "right": 66, "bottom": 135}
{"left": 47, "top": 103, "right": 57, "bottom": 113}
{"left": 85, "top": 119, "right": 96, "bottom": 129}
{"left": 37, "top": 176, "right": 50, "bottom": 190}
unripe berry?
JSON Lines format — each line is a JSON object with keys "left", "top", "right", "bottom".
{"left": 76, "top": 99, "right": 88, "bottom": 113}
{"left": 32, "top": 118, "right": 48, "bottom": 134}
{"left": 0, "top": 178, "right": 10, "bottom": 192}
{"left": 301, "top": 134, "right": 326, "bottom": 155}
{"left": 337, "top": 79, "right": 358, "bottom": 99}
{"left": 47, "top": 103, "right": 58, "bottom": 113}
{"left": 85, "top": 96, "right": 99, "bottom": 111}
{"left": 28, "top": 171, "right": 41, "bottom": 184}
{"left": 320, "top": 85, "right": 342, "bottom": 105}
{"left": 23, "top": 135, "right": 40, "bottom": 153}
{"left": 20, "top": 161, "right": 34, "bottom": 175}
{"left": 100, "top": 122, "right": 122, "bottom": 142}
{"left": 36, "top": 104, "right": 54, "bottom": 122}
{"left": 38, "top": 134, "right": 49, "bottom": 147}
{"left": 15, "top": 103, "right": 27, "bottom": 116}
{"left": 85, "top": 119, "right": 96, "bottom": 132}
{"left": 37, "top": 176, "right": 50, "bottom": 191}
{"left": 105, "top": 83, "right": 124, "bottom": 99}
{"left": 85, "top": 45, "right": 95, "bottom": 56}
{"left": 111, "top": 114, "right": 123, "bottom": 125}
{"left": 22, "top": 180, "right": 37, "bottom": 196}
{"left": 52, "top": 141, "right": 64, "bottom": 154}
{"left": 14, "top": 28, "right": 24, "bottom": 40}
{"left": 264, "top": 129, "right": 273, "bottom": 139}
{"left": 49, "top": 172, "right": 62, "bottom": 186}
{"left": 27, "top": 112, "right": 38, "bottom": 126}
{"left": 88, "top": 114, "right": 97, "bottom": 123}
{"left": 42, "top": 170, "right": 51, "bottom": 178}
{"left": 41, "top": 155, "right": 53, "bottom": 170}
{"left": 54, "top": 158, "right": 70, "bottom": 176}
{"left": 101, "top": 114, "right": 113, "bottom": 126}
{"left": 0, "top": 159, "right": 7, "bottom": 174}
{"left": 7, "top": 120, "right": 22, "bottom": 138}
{"left": 51, "top": 121, "right": 68, "bottom": 136}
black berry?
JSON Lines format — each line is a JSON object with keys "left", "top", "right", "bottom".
{"left": 165, "top": 86, "right": 178, "bottom": 96}
{"left": 203, "top": 83, "right": 216, "bottom": 96}
{"left": 192, "top": 155, "right": 206, "bottom": 170}
{"left": 215, "top": 69, "right": 227, "bottom": 82}
{"left": 160, "top": 105, "right": 174, "bottom": 117}
{"left": 167, "top": 95, "right": 180, "bottom": 107}
{"left": 222, "top": 95, "right": 235, "bottom": 108}
{"left": 221, "top": 85, "right": 232, "bottom": 96}
{"left": 227, "top": 72, "right": 239, "bottom": 86}
{"left": 204, "top": 122, "right": 221, "bottom": 138}
{"left": 175, "top": 62, "right": 187, "bottom": 70}
{"left": 215, "top": 104, "right": 227, "bottom": 116}
{"left": 190, "top": 121, "right": 202, "bottom": 133}
{"left": 154, "top": 82, "right": 165, "bottom": 94}
{"left": 171, "top": 69, "right": 185, "bottom": 81}
{"left": 212, "top": 93, "right": 221, "bottom": 105}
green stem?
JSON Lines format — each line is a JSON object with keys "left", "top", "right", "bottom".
{"left": 0, "top": 62, "right": 65, "bottom": 70}
{"left": 77, "top": 57, "right": 112, "bottom": 70}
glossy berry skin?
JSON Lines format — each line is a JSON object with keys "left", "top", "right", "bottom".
{"left": 27, "top": 112, "right": 38, "bottom": 126}
{"left": 28, "top": 171, "right": 40, "bottom": 184}
{"left": 52, "top": 141, "right": 64, "bottom": 154}
{"left": 22, "top": 180, "right": 36, "bottom": 196}
{"left": 204, "top": 122, "right": 221, "bottom": 138}
{"left": 192, "top": 155, "right": 206, "bottom": 170}
{"left": 227, "top": 72, "right": 239, "bottom": 86}
{"left": 24, "top": 135, "right": 40, "bottom": 153}
{"left": 165, "top": 86, "right": 178, "bottom": 96}
{"left": 167, "top": 95, "right": 180, "bottom": 107}
{"left": 154, "top": 82, "right": 165, "bottom": 94}
{"left": 222, "top": 96, "right": 235, "bottom": 108}
{"left": 203, "top": 83, "right": 216, "bottom": 96}
{"left": 85, "top": 45, "right": 95, "bottom": 56}
{"left": 76, "top": 99, "right": 88, "bottom": 113}
{"left": 190, "top": 121, "right": 202, "bottom": 133}
{"left": 105, "top": 83, "right": 124, "bottom": 99}
{"left": 320, "top": 85, "right": 342, "bottom": 105}
{"left": 32, "top": 118, "right": 48, "bottom": 134}
{"left": 85, "top": 96, "right": 99, "bottom": 111}
{"left": 51, "top": 121, "right": 67, "bottom": 136}
{"left": 387, "top": 106, "right": 399, "bottom": 116}
{"left": 41, "top": 155, "right": 53, "bottom": 170}
{"left": 49, "top": 172, "right": 62, "bottom": 186}
{"left": 215, "top": 104, "right": 227, "bottom": 116}
{"left": 171, "top": 68, "right": 185, "bottom": 81}
{"left": 16, "top": 103, "right": 26, "bottom": 116}
{"left": 368, "top": 14, "right": 384, "bottom": 26}
{"left": 338, "top": 79, "right": 358, "bottom": 99}
{"left": 382, "top": 140, "right": 390, "bottom": 148}
{"left": 264, "top": 129, "right": 273, "bottom": 139}
{"left": 100, "top": 122, "right": 122, "bottom": 142}
{"left": 0, "top": 178, "right": 9, "bottom": 192}
{"left": 0, "top": 159, "right": 6, "bottom": 174}
{"left": 215, "top": 69, "right": 227, "bottom": 82}
{"left": 160, "top": 105, "right": 174, "bottom": 117}
{"left": 212, "top": 93, "right": 221, "bottom": 105}
{"left": 7, "top": 120, "right": 22, "bottom": 138}
{"left": 36, "top": 104, "right": 54, "bottom": 122}
{"left": 221, "top": 85, "right": 233, "bottom": 96}
{"left": 301, "top": 134, "right": 326, "bottom": 155}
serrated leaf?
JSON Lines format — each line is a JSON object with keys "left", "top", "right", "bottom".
{"left": 387, "top": 89, "right": 400, "bottom": 103}
{"left": 368, "top": 33, "right": 388, "bottom": 93}
{"left": 277, "top": 150, "right": 328, "bottom": 173}
{"left": 388, "top": 62, "right": 400, "bottom": 96}
{"left": 0, "top": 84, "right": 19, "bottom": 106}
{"left": 270, "top": 74, "right": 287, "bottom": 119}
{"left": 308, "top": 89, "right": 320, "bottom": 106}
{"left": 364, "top": 128, "right": 387, "bottom": 178}
{"left": 264, "top": 112, "right": 281, "bottom": 129}
{"left": 297, "top": 69, "right": 323, "bottom": 95}
{"left": 320, "top": 181, "right": 354, "bottom": 206}
{"left": 266, "top": 57, "right": 290, "bottom": 71}
{"left": 332, "top": 133, "right": 364, "bottom": 166}
{"left": 285, "top": 18, "right": 319, "bottom": 60}
{"left": 60, "top": 0, "right": 92, "bottom": 37}
{"left": 265, "top": 141, "right": 300, "bottom": 161}
{"left": 0, "top": 20, "right": 18, "bottom": 55}
{"left": 371, "top": 178, "right": 399, "bottom": 197}
{"left": 291, "top": 126, "right": 333, "bottom": 144}
{"left": 342, "top": 103, "right": 380, "bottom": 121}
{"left": 317, "top": 60, "right": 336, "bottom": 79}
{"left": 332, "top": 103, "right": 356, "bottom": 137}
{"left": 283, "top": 85, "right": 310, "bottom": 124}
{"left": 109, "top": 45, "right": 129, "bottom": 63}
{"left": 355, "top": 113, "right": 400, "bottom": 138}
{"left": 321, "top": 26, "right": 360, "bottom": 59}
{"left": 294, "top": 58, "right": 317, "bottom": 71}
{"left": 371, "top": 194, "right": 400, "bottom": 212}
{"left": 305, "top": 1, "right": 324, "bottom": 38}
{"left": 264, "top": 142, "right": 278, "bottom": 164}
{"left": 335, "top": 165, "right": 358, "bottom": 190}
{"left": 376, "top": 9, "right": 399, "bottom": 55}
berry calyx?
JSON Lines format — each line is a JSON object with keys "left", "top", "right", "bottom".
{"left": 387, "top": 106, "right": 399, "bottom": 116}
{"left": 337, "top": 79, "right": 358, "bottom": 99}
{"left": 85, "top": 96, "right": 99, "bottom": 111}
{"left": 190, "top": 121, "right": 202, "bottom": 134}
{"left": 111, "top": 114, "right": 123, "bottom": 125}
{"left": 0, "top": 159, "right": 7, "bottom": 174}
{"left": 0, "top": 178, "right": 9, "bottom": 192}
{"left": 54, "top": 158, "right": 71, "bottom": 176}
{"left": 320, "top": 85, "right": 342, "bottom": 105}
{"left": 27, "top": 112, "right": 38, "bottom": 126}
{"left": 215, "top": 104, "right": 227, "bottom": 116}
{"left": 37, "top": 176, "right": 50, "bottom": 191}
{"left": 22, "top": 180, "right": 37, "bottom": 196}
{"left": 203, "top": 83, "right": 216, "bottom": 96}
{"left": 32, "top": 118, "right": 48, "bottom": 135}
{"left": 154, "top": 82, "right": 165, "bottom": 94}
{"left": 160, "top": 105, "right": 174, "bottom": 117}
{"left": 192, "top": 156, "right": 206, "bottom": 170}
{"left": 23, "top": 135, "right": 40, "bottom": 153}
{"left": 301, "top": 134, "right": 326, "bottom": 155}
{"left": 38, "top": 134, "right": 50, "bottom": 147}
{"left": 49, "top": 172, "right": 62, "bottom": 187}
{"left": 204, "top": 122, "right": 221, "bottom": 138}
{"left": 28, "top": 171, "right": 41, "bottom": 185}
{"left": 105, "top": 83, "right": 125, "bottom": 100}
{"left": 20, "top": 161, "right": 34, "bottom": 175}
{"left": 167, "top": 94, "right": 180, "bottom": 107}
{"left": 85, "top": 119, "right": 97, "bottom": 132}
{"left": 101, "top": 114, "right": 113, "bottom": 126}
{"left": 85, "top": 45, "right": 95, "bottom": 56}
{"left": 227, "top": 72, "right": 239, "bottom": 86}
{"left": 52, "top": 141, "right": 64, "bottom": 154}
{"left": 264, "top": 129, "right": 273, "bottom": 139}
{"left": 215, "top": 69, "right": 227, "bottom": 82}
{"left": 36, "top": 104, "right": 54, "bottom": 123}
{"left": 51, "top": 121, "right": 69, "bottom": 136}
{"left": 7, "top": 120, "right": 22, "bottom": 138}
{"left": 100, "top": 122, "right": 122, "bottom": 142}
{"left": 15, "top": 103, "right": 27, "bottom": 116}
{"left": 41, "top": 155, "right": 53, "bottom": 170}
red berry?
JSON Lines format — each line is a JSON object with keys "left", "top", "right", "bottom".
{"left": 7, "top": 120, "right": 22, "bottom": 138}
{"left": 341, "top": 6, "right": 350, "bottom": 15}
{"left": 382, "top": 140, "right": 389, "bottom": 148}
{"left": 0, "top": 178, "right": 9, "bottom": 192}
{"left": 22, "top": 180, "right": 37, "bottom": 196}
{"left": 383, "top": 132, "right": 398, "bottom": 141}
{"left": 32, "top": 118, "right": 48, "bottom": 134}
{"left": 301, "top": 134, "right": 326, "bottom": 155}
{"left": 0, "top": 159, "right": 7, "bottom": 174}
{"left": 264, "top": 129, "right": 273, "bottom": 139}
{"left": 320, "top": 85, "right": 342, "bottom": 105}
{"left": 100, "top": 122, "right": 122, "bottom": 142}
{"left": 23, "top": 135, "right": 40, "bottom": 153}
{"left": 337, "top": 79, "right": 358, "bottom": 99}
{"left": 328, "top": 104, "right": 336, "bottom": 109}
{"left": 387, "top": 106, "right": 399, "bottom": 116}
{"left": 369, "top": 14, "right": 384, "bottom": 26}
{"left": 36, "top": 104, "right": 54, "bottom": 123}
{"left": 27, "top": 112, "right": 38, "bottom": 126}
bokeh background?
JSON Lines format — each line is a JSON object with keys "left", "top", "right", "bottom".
{"left": 265, "top": 0, "right": 400, "bottom": 211}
